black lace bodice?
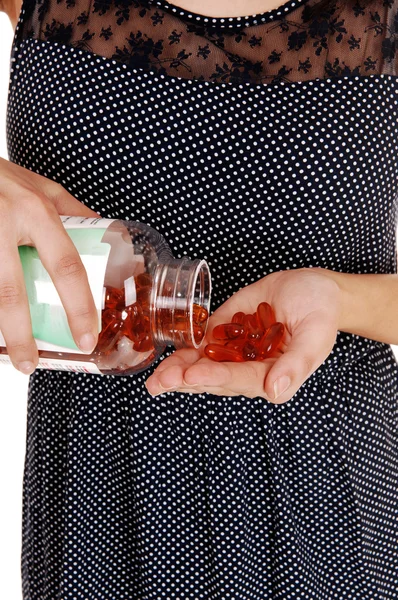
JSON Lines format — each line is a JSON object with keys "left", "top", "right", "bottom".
{"left": 13, "top": 0, "right": 398, "bottom": 85}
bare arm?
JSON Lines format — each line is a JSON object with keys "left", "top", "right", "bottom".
{"left": 0, "top": 0, "right": 22, "bottom": 30}
{"left": 316, "top": 269, "right": 398, "bottom": 346}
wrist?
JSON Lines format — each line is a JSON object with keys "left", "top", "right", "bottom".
{"left": 311, "top": 267, "right": 398, "bottom": 345}
{"left": 303, "top": 267, "right": 349, "bottom": 332}
{"left": 316, "top": 268, "right": 354, "bottom": 332}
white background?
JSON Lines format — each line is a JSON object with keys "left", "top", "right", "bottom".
{"left": 0, "top": 12, "right": 30, "bottom": 600}
{"left": 0, "top": 9, "right": 397, "bottom": 600}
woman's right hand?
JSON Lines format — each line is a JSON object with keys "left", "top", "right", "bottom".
{"left": 0, "top": 157, "right": 101, "bottom": 374}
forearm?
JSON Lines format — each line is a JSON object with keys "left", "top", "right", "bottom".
{"left": 318, "top": 268, "right": 398, "bottom": 345}
{"left": 1, "top": 0, "right": 20, "bottom": 29}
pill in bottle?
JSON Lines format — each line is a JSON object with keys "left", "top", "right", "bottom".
{"left": 0, "top": 216, "right": 211, "bottom": 376}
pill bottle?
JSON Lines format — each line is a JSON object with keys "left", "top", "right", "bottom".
{"left": 0, "top": 216, "right": 211, "bottom": 376}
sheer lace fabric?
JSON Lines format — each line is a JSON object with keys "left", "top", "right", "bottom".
{"left": 14, "top": 0, "right": 398, "bottom": 84}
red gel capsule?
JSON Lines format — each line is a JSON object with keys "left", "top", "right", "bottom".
{"left": 246, "top": 325, "right": 264, "bottom": 341}
{"left": 133, "top": 334, "right": 154, "bottom": 353}
{"left": 104, "top": 286, "right": 125, "bottom": 312}
{"left": 256, "top": 302, "right": 276, "bottom": 332}
{"left": 243, "top": 314, "right": 258, "bottom": 331}
{"left": 224, "top": 339, "right": 247, "bottom": 351}
{"left": 232, "top": 311, "right": 245, "bottom": 325}
{"left": 204, "top": 343, "right": 245, "bottom": 362}
{"left": 97, "top": 309, "right": 122, "bottom": 352}
{"left": 193, "top": 304, "right": 208, "bottom": 324}
{"left": 242, "top": 313, "right": 260, "bottom": 340}
{"left": 165, "top": 318, "right": 188, "bottom": 333}
{"left": 174, "top": 320, "right": 189, "bottom": 332}
{"left": 135, "top": 272, "right": 152, "bottom": 288}
{"left": 257, "top": 322, "right": 285, "bottom": 359}
{"left": 142, "top": 313, "right": 151, "bottom": 331}
{"left": 136, "top": 285, "right": 151, "bottom": 308}
{"left": 242, "top": 341, "right": 258, "bottom": 361}
{"left": 121, "top": 303, "right": 145, "bottom": 342}
{"left": 173, "top": 308, "right": 187, "bottom": 322}
{"left": 212, "top": 323, "right": 245, "bottom": 340}
{"left": 193, "top": 324, "right": 205, "bottom": 343}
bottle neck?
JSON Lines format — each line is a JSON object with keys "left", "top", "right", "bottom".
{"left": 151, "top": 258, "right": 211, "bottom": 349}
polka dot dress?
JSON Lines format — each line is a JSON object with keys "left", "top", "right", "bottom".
{"left": 6, "top": 0, "right": 398, "bottom": 597}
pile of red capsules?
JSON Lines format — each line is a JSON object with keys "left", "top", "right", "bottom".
{"left": 204, "top": 302, "right": 285, "bottom": 362}
{"left": 98, "top": 273, "right": 154, "bottom": 355}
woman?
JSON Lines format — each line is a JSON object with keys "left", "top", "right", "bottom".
{"left": 0, "top": 0, "right": 397, "bottom": 597}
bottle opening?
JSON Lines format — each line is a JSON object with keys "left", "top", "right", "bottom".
{"left": 151, "top": 258, "right": 211, "bottom": 350}
{"left": 190, "top": 260, "right": 211, "bottom": 347}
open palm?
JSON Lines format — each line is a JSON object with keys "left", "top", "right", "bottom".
{"left": 145, "top": 267, "right": 342, "bottom": 403}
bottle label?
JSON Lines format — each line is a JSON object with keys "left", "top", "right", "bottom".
{"left": 0, "top": 354, "right": 102, "bottom": 374}
{"left": 0, "top": 215, "right": 115, "bottom": 359}
{"left": 60, "top": 216, "right": 116, "bottom": 229}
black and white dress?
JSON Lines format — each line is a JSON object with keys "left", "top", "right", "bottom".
{"left": 6, "top": 0, "right": 398, "bottom": 597}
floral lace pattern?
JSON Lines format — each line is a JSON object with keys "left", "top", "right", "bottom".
{"left": 14, "top": 0, "right": 398, "bottom": 84}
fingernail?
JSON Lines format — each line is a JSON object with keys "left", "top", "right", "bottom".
{"left": 146, "top": 382, "right": 174, "bottom": 397}
{"left": 159, "top": 383, "right": 177, "bottom": 392}
{"left": 144, "top": 383, "right": 159, "bottom": 397}
{"left": 182, "top": 378, "right": 198, "bottom": 387}
{"left": 18, "top": 361, "right": 35, "bottom": 375}
{"left": 78, "top": 333, "right": 96, "bottom": 353}
{"left": 273, "top": 375, "right": 291, "bottom": 400}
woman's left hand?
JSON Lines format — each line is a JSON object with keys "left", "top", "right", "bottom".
{"left": 145, "top": 267, "right": 343, "bottom": 404}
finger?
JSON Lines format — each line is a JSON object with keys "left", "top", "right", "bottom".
{"left": 184, "top": 358, "right": 275, "bottom": 399}
{"left": 150, "top": 356, "right": 274, "bottom": 400}
{"left": 146, "top": 354, "right": 216, "bottom": 395}
{"left": 149, "top": 383, "right": 238, "bottom": 397}
{"left": 147, "top": 361, "right": 239, "bottom": 397}
{"left": 37, "top": 180, "right": 101, "bottom": 219}
{"left": 146, "top": 364, "right": 188, "bottom": 395}
{"left": 153, "top": 348, "right": 202, "bottom": 376}
{"left": 145, "top": 349, "right": 201, "bottom": 395}
{"left": 0, "top": 238, "right": 38, "bottom": 374}
{"left": 263, "top": 313, "right": 337, "bottom": 404}
{"left": 29, "top": 208, "right": 99, "bottom": 353}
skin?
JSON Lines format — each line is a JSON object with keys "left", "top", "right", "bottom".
{"left": 1, "top": 0, "right": 286, "bottom": 28}
{"left": 1, "top": 0, "right": 20, "bottom": 29}
{"left": 1, "top": 0, "right": 398, "bottom": 400}
{"left": 147, "top": 268, "right": 342, "bottom": 403}
{"left": 0, "top": 158, "right": 101, "bottom": 373}
{"left": 161, "top": 0, "right": 288, "bottom": 17}
{"left": 145, "top": 269, "right": 398, "bottom": 403}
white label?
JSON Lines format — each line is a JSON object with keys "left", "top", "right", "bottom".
{"left": 0, "top": 215, "right": 114, "bottom": 360}
{"left": 0, "top": 355, "right": 102, "bottom": 375}
{"left": 37, "top": 357, "right": 103, "bottom": 374}
{"left": 60, "top": 215, "right": 116, "bottom": 229}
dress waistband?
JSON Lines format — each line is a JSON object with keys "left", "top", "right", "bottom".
{"left": 317, "top": 331, "right": 394, "bottom": 377}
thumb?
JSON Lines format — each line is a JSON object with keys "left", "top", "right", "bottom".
{"left": 264, "top": 312, "right": 338, "bottom": 404}
{"left": 46, "top": 182, "right": 101, "bottom": 218}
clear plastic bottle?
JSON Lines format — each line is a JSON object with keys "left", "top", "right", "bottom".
{"left": 0, "top": 216, "right": 211, "bottom": 376}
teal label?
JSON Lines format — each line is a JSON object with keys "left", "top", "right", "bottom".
{"left": 18, "top": 228, "right": 111, "bottom": 352}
